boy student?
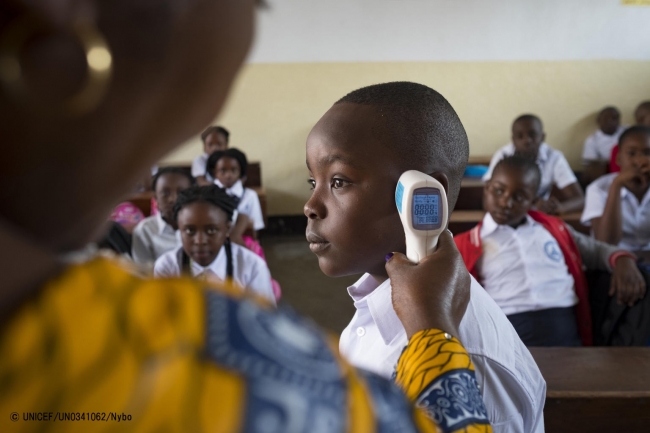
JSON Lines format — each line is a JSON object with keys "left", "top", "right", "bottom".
{"left": 455, "top": 155, "right": 645, "bottom": 347}
{"left": 582, "top": 106, "right": 625, "bottom": 185}
{"left": 132, "top": 167, "right": 194, "bottom": 264}
{"left": 305, "top": 82, "right": 545, "bottom": 432}
{"left": 483, "top": 114, "right": 584, "bottom": 215}
{"left": 583, "top": 126, "right": 650, "bottom": 251}
{"left": 192, "top": 125, "right": 229, "bottom": 185}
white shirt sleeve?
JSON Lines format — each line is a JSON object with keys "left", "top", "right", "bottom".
{"left": 246, "top": 257, "right": 276, "bottom": 305}
{"left": 131, "top": 221, "right": 155, "bottom": 264}
{"left": 244, "top": 189, "right": 265, "bottom": 231}
{"left": 552, "top": 152, "right": 578, "bottom": 190}
{"left": 482, "top": 147, "right": 508, "bottom": 182}
{"left": 581, "top": 181, "right": 608, "bottom": 226}
{"left": 582, "top": 134, "right": 599, "bottom": 162}
{"left": 153, "top": 250, "right": 181, "bottom": 278}
{"left": 191, "top": 154, "right": 207, "bottom": 177}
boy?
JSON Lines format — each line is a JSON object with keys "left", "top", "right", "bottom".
{"left": 132, "top": 167, "right": 193, "bottom": 264}
{"left": 483, "top": 114, "right": 584, "bottom": 215}
{"left": 455, "top": 155, "right": 645, "bottom": 347}
{"left": 192, "top": 125, "right": 230, "bottom": 185}
{"left": 609, "top": 101, "right": 650, "bottom": 173}
{"left": 583, "top": 126, "right": 650, "bottom": 250}
{"left": 305, "top": 82, "right": 545, "bottom": 433}
{"left": 582, "top": 106, "right": 625, "bottom": 185}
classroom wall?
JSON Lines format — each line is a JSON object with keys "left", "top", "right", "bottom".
{"left": 162, "top": 0, "right": 650, "bottom": 216}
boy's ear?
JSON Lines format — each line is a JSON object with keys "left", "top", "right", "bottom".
{"left": 541, "top": 132, "right": 547, "bottom": 143}
{"left": 427, "top": 171, "right": 449, "bottom": 196}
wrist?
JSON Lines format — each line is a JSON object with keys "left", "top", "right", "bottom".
{"left": 609, "top": 251, "right": 637, "bottom": 269}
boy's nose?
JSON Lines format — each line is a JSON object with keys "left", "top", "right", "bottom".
{"left": 304, "top": 196, "right": 325, "bottom": 220}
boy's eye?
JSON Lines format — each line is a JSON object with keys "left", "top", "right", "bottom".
{"left": 184, "top": 228, "right": 195, "bottom": 235}
{"left": 331, "top": 178, "right": 347, "bottom": 189}
{"left": 307, "top": 179, "right": 316, "bottom": 190}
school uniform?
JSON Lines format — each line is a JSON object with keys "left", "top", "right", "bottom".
{"left": 131, "top": 213, "right": 181, "bottom": 264}
{"left": 582, "top": 126, "right": 625, "bottom": 163}
{"left": 153, "top": 244, "right": 276, "bottom": 305}
{"left": 339, "top": 274, "right": 546, "bottom": 433}
{"left": 455, "top": 210, "right": 625, "bottom": 347}
{"left": 215, "top": 179, "right": 265, "bottom": 230}
{"left": 581, "top": 172, "right": 650, "bottom": 250}
{"left": 191, "top": 153, "right": 213, "bottom": 181}
{"left": 483, "top": 142, "right": 578, "bottom": 199}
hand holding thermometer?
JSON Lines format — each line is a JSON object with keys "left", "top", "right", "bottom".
{"left": 395, "top": 170, "right": 449, "bottom": 263}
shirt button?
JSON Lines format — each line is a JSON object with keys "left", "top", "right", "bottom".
{"left": 356, "top": 327, "right": 366, "bottom": 337}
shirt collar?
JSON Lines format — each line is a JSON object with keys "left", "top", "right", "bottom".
{"left": 155, "top": 213, "right": 175, "bottom": 235}
{"left": 214, "top": 179, "right": 244, "bottom": 197}
{"left": 481, "top": 212, "right": 536, "bottom": 238}
{"left": 189, "top": 246, "right": 225, "bottom": 278}
{"left": 347, "top": 273, "right": 404, "bottom": 345}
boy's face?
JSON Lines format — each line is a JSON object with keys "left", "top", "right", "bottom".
{"left": 512, "top": 119, "right": 545, "bottom": 158}
{"left": 155, "top": 173, "right": 192, "bottom": 224}
{"left": 617, "top": 133, "right": 650, "bottom": 186}
{"left": 598, "top": 109, "right": 620, "bottom": 135}
{"left": 304, "top": 103, "right": 407, "bottom": 278}
{"left": 483, "top": 166, "right": 537, "bottom": 228}
{"left": 637, "top": 108, "right": 650, "bottom": 127}
{"left": 204, "top": 132, "right": 228, "bottom": 155}
{"left": 215, "top": 157, "right": 241, "bottom": 189}
{"left": 178, "top": 202, "right": 231, "bottom": 267}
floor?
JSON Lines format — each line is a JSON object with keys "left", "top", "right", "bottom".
{"left": 261, "top": 234, "right": 360, "bottom": 335}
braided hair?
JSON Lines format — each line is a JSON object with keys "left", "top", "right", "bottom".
{"left": 173, "top": 185, "right": 238, "bottom": 276}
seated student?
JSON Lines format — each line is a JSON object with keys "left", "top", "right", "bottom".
{"left": 583, "top": 126, "right": 650, "bottom": 251}
{"left": 483, "top": 114, "right": 585, "bottom": 215}
{"left": 154, "top": 185, "right": 275, "bottom": 305}
{"left": 207, "top": 148, "right": 265, "bottom": 234}
{"left": 455, "top": 155, "right": 645, "bottom": 347}
{"left": 192, "top": 125, "right": 229, "bottom": 186}
{"left": 305, "top": 82, "right": 545, "bottom": 432}
{"left": 582, "top": 106, "right": 625, "bottom": 185}
{"left": 132, "top": 168, "right": 193, "bottom": 264}
{"left": 609, "top": 101, "right": 650, "bottom": 173}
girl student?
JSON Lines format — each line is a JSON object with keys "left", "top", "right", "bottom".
{"left": 206, "top": 148, "right": 265, "bottom": 238}
{"left": 153, "top": 185, "right": 276, "bottom": 305}
{"left": 132, "top": 167, "right": 194, "bottom": 264}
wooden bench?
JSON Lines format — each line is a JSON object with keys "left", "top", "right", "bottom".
{"left": 530, "top": 347, "right": 650, "bottom": 433}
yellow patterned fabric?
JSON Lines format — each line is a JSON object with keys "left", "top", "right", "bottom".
{"left": 0, "top": 258, "right": 490, "bottom": 433}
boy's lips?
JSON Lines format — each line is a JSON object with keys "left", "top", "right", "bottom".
{"left": 306, "top": 232, "right": 330, "bottom": 253}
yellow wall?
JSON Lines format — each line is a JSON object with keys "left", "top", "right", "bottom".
{"left": 162, "top": 60, "right": 650, "bottom": 215}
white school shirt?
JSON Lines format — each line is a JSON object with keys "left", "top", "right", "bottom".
{"left": 153, "top": 244, "right": 276, "bottom": 305}
{"left": 215, "top": 179, "right": 265, "bottom": 230}
{"left": 483, "top": 142, "right": 577, "bottom": 199}
{"left": 340, "top": 274, "right": 546, "bottom": 433}
{"left": 477, "top": 213, "right": 578, "bottom": 316}
{"left": 582, "top": 126, "right": 625, "bottom": 163}
{"left": 191, "top": 153, "right": 214, "bottom": 181}
{"left": 581, "top": 172, "right": 650, "bottom": 250}
{"left": 131, "top": 213, "right": 181, "bottom": 264}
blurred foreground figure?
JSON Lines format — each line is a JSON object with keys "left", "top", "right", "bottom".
{"left": 0, "top": 1, "right": 490, "bottom": 432}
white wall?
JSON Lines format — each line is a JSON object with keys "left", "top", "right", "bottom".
{"left": 249, "top": 0, "right": 650, "bottom": 63}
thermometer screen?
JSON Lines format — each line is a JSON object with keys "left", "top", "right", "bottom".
{"left": 412, "top": 188, "right": 442, "bottom": 230}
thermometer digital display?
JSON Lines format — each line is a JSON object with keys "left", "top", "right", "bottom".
{"left": 395, "top": 171, "right": 449, "bottom": 263}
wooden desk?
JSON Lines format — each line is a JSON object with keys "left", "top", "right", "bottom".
{"left": 530, "top": 348, "right": 650, "bottom": 432}
{"left": 467, "top": 155, "right": 492, "bottom": 166}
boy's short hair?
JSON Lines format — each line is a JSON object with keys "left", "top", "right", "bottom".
{"left": 152, "top": 167, "right": 194, "bottom": 191}
{"left": 206, "top": 148, "right": 249, "bottom": 179}
{"left": 513, "top": 114, "right": 543, "bottom": 129}
{"left": 635, "top": 101, "right": 650, "bottom": 119}
{"left": 493, "top": 154, "right": 542, "bottom": 192}
{"left": 619, "top": 125, "right": 650, "bottom": 151}
{"left": 335, "top": 81, "right": 468, "bottom": 210}
{"left": 201, "top": 126, "right": 230, "bottom": 143}
{"left": 599, "top": 106, "right": 620, "bottom": 117}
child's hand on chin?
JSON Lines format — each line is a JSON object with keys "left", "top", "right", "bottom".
{"left": 386, "top": 231, "right": 470, "bottom": 339}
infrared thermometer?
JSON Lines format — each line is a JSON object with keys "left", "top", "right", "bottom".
{"left": 395, "top": 170, "right": 449, "bottom": 263}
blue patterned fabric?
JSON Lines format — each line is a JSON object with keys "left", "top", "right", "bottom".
{"left": 416, "top": 369, "right": 490, "bottom": 433}
{"left": 204, "top": 291, "right": 347, "bottom": 433}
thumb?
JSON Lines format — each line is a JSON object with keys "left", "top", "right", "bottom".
{"left": 385, "top": 251, "right": 416, "bottom": 276}
{"left": 436, "top": 229, "right": 456, "bottom": 250}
